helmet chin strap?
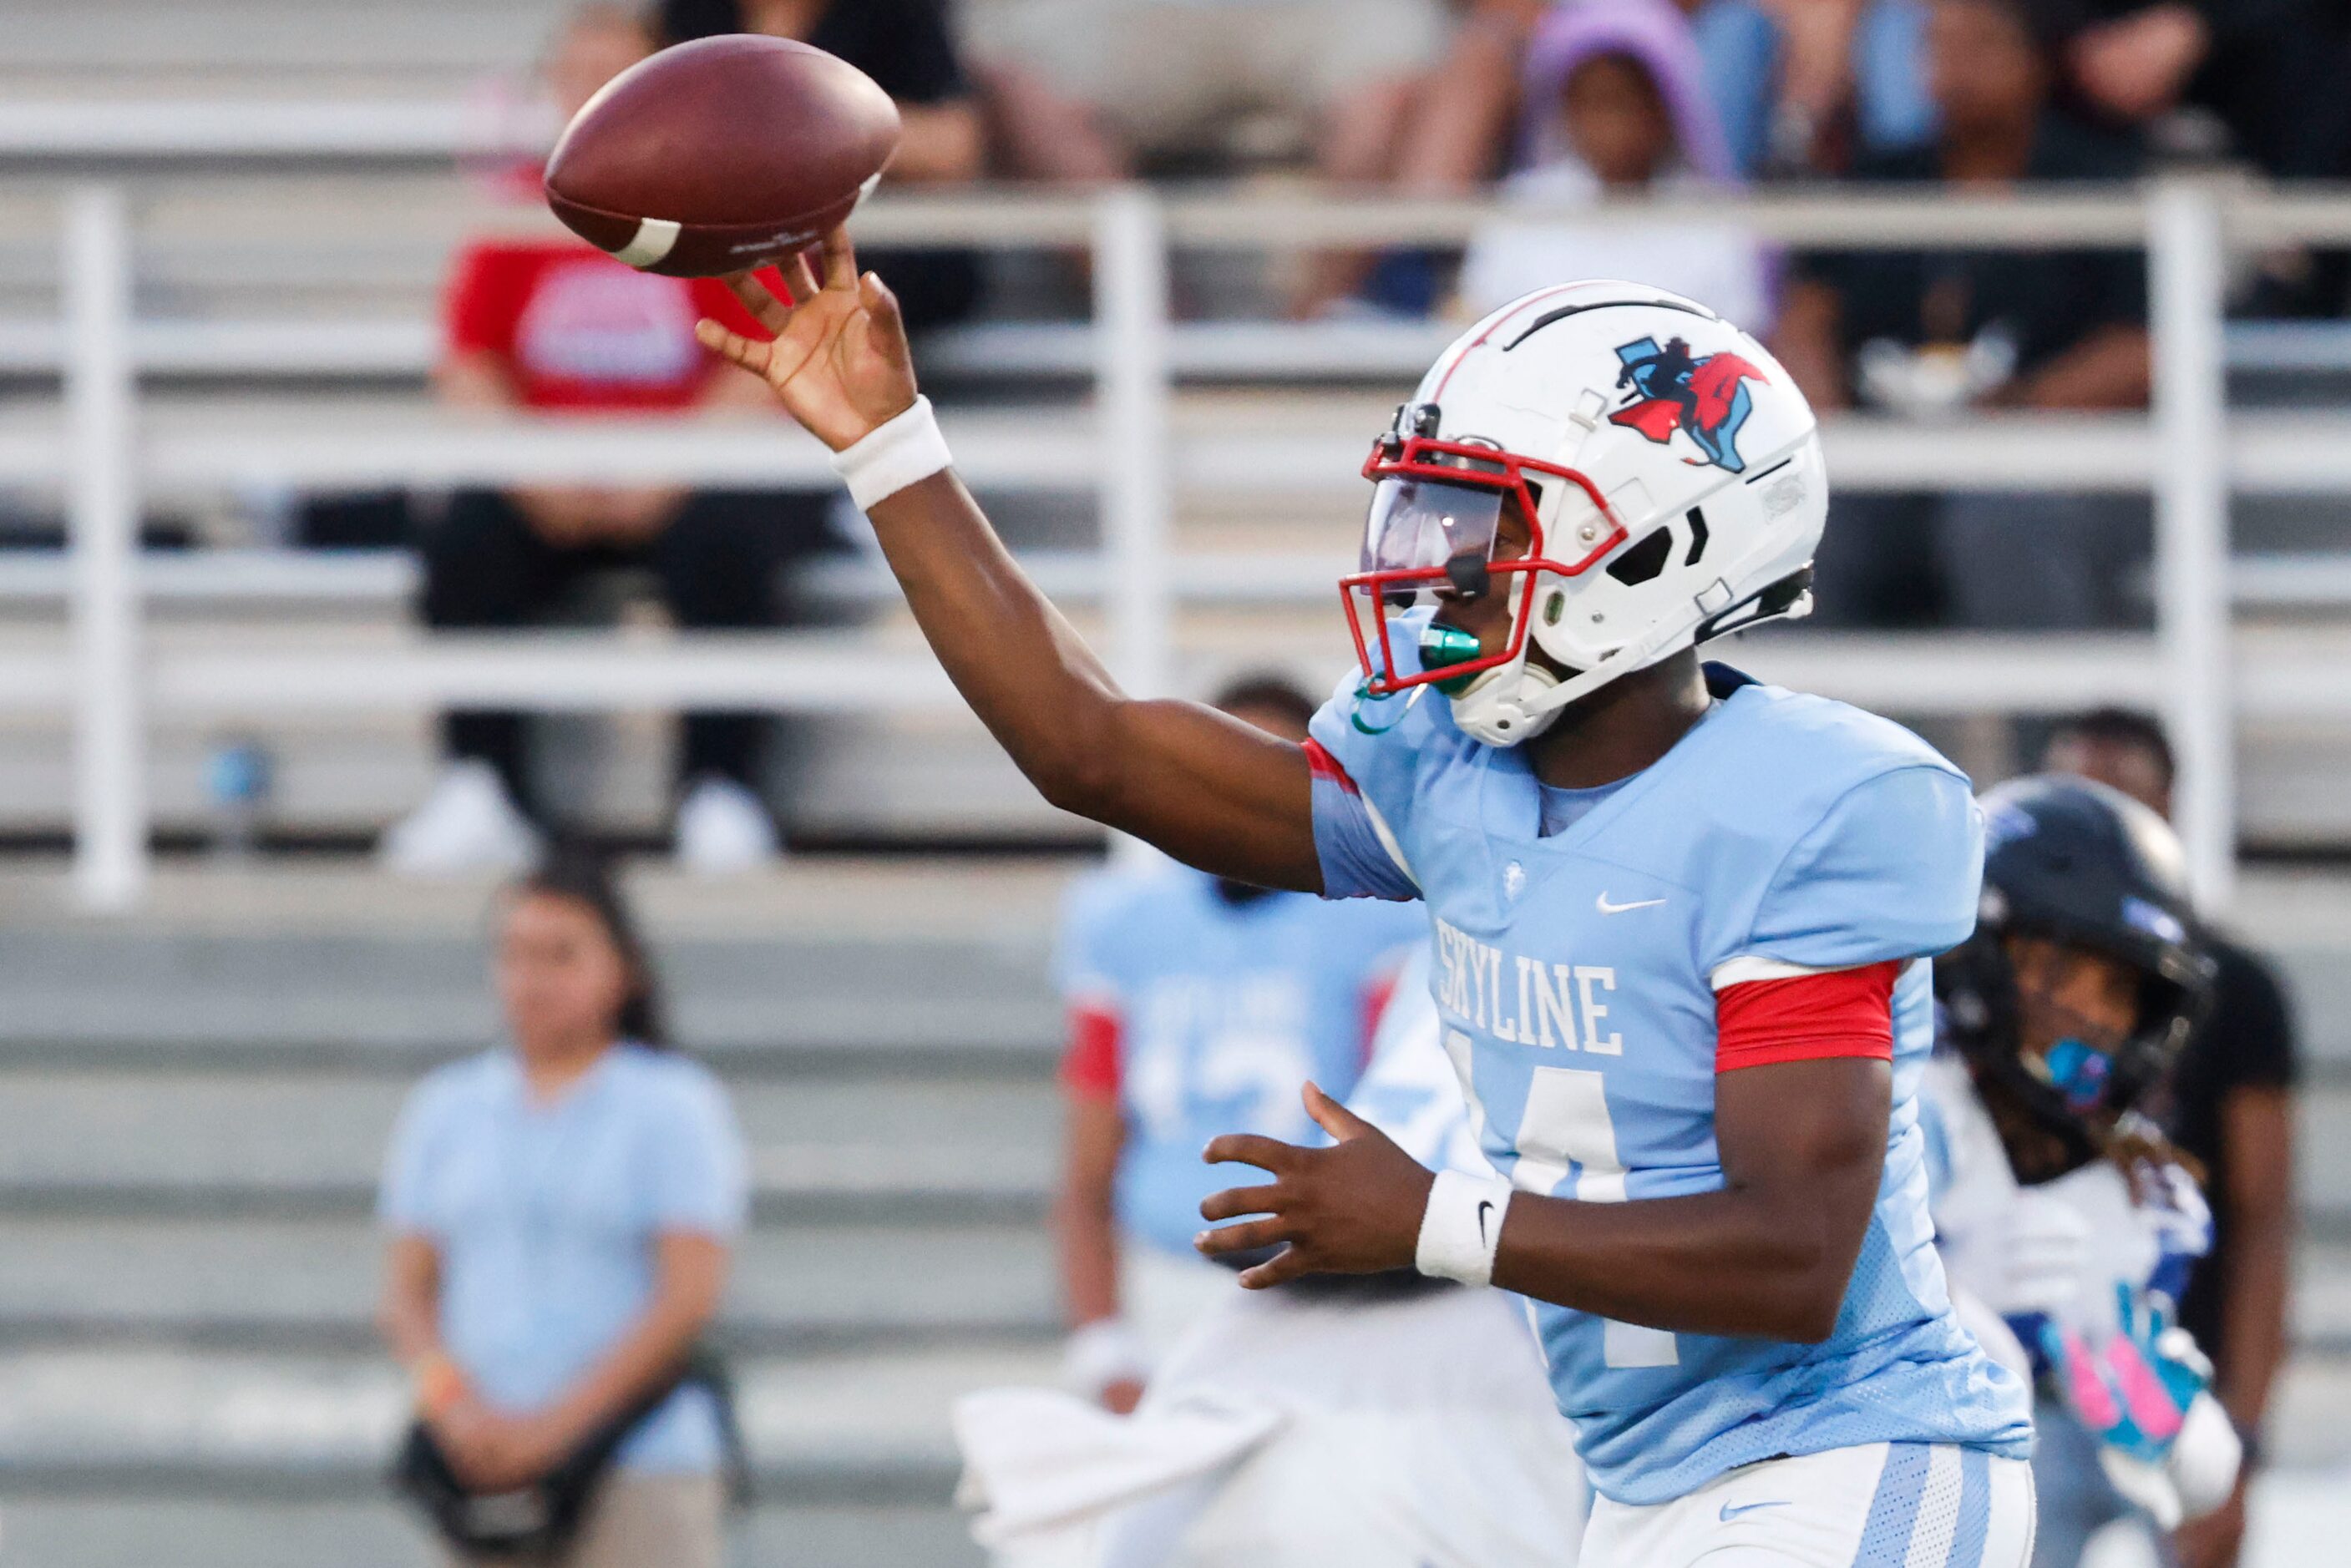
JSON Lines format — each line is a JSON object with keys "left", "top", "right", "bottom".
{"left": 1431, "top": 574, "right": 1561, "bottom": 747}
{"left": 1447, "top": 593, "right": 1695, "bottom": 748}
{"left": 1492, "top": 547, "right": 1818, "bottom": 738}
{"left": 1446, "top": 659, "right": 1562, "bottom": 746}
{"left": 1433, "top": 549, "right": 1810, "bottom": 747}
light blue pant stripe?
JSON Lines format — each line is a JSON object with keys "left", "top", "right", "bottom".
{"left": 1852, "top": 1443, "right": 1932, "bottom": 1565}
{"left": 1948, "top": 1449, "right": 1992, "bottom": 1568}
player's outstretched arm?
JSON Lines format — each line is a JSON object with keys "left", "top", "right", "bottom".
{"left": 696, "top": 233, "right": 1321, "bottom": 891}
{"left": 1200, "top": 1059, "right": 1887, "bottom": 1343}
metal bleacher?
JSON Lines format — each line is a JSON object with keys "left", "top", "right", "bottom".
{"left": 5, "top": 170, "right": 2351, "bottom": 852}
{"left": 1, "top": 5, "right": 2350, "bottom": 1565}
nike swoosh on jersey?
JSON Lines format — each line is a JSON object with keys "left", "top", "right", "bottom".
{"left": 1595, "top": 892, "right": 1668, "bottom": 914}
{"left": 1717, "top": 1500, "right": 1790, "bottom": 1522}
{"left": 1477, "top": 1199, "right": 1495, "bottom": 1245}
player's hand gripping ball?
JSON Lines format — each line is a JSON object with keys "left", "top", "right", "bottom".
{"left": 545, "top": 35, "right": 900, "bottom": 278}
{"left": 694, "top": 232, "right": 917, "bottom": 453}
{"left": 1196, "top": 1083, "right": 1437, "bottom": 1288}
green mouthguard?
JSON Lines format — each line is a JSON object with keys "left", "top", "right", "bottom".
{"left": 1417, "top": 623, "right": 1486, "bottom": 695}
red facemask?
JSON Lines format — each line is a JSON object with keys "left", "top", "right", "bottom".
{"left": 1340, "top": 433, "right": 1627, "bottom": 697}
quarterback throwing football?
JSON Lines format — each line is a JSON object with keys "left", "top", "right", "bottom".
{"left": 699, "top": 235, "right": 2034, "bottom": 1567}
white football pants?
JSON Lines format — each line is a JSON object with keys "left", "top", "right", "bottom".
{"left": 1581, "top": 1443, "right": 2035, "bottom": 1568}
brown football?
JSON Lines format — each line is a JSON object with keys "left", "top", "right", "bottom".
{"left": 544, "top": 35, "right": 901, "bottom": 278}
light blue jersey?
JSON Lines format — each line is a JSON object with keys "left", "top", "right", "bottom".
{"left": 1056, "top": 862, "right": 1423, "bottom": 1259}
{"left": 1306, "top": 660, "right": 2033, "bottom": 1505}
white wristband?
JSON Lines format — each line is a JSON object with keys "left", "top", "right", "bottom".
{"left": 1415, "top": 1169, "right": 1514, "bottom": 1287}
{"left": 829, "top": 394, "right": 953, "bottom": 512}
{"left": 1061, "top": 1317, "right": 1150, "bottom": 1395}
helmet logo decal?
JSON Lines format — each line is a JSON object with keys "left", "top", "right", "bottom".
{"left": 1608, "top": 336, "right": 1766, "bottom": 474}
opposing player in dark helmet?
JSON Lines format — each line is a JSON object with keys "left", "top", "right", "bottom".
{"left": 1937, "top": 774, "right": 2216, "bottom": 1186}
{"left": 1923, "top": 776, "right": 2238, "bottom": 1565}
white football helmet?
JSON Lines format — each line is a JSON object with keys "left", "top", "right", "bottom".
{"left": 1341, "top": 281, "right": 1827, "bottom": 746}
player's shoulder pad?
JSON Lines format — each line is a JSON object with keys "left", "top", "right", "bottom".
{"left": 1717, "top": 674, "right": 1963, "bottom": 787}
{"left": 1693, "top": 674, "right": 1982, "bottom": 969}
{"left": 1704, "top": 676, "right": 1974, "bottom": 841}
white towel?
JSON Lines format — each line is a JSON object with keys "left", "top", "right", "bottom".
{"left": 953, "top": 1384, "right": 1285, "bottom": 1555}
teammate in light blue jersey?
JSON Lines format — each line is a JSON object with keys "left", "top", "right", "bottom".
{"left": 1052, "top": 676, "right": 1422, "bottom": 1409}
{"left": 702, "top": 235, "right": 2036, "bottom": 1565}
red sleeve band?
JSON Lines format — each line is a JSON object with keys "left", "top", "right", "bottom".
{"left": 1715, "top": 960, "right": 1900, "bottom": 1074}
{"left": 1301, "top": 738, "right": 1358, "bottom": 793}
{"left": 1061, "top": 1001, "right": 1122, "bottom": 1100}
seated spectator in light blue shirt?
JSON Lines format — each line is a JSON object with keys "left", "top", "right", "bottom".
{"left": 1683, "top": 0, "right": 1936, "bottom": 175}
{"left": 378, "top": 852, "right": 747, "bottom": 1568}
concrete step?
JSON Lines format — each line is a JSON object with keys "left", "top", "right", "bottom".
{"left": 0, "top": 1497, "right": 981, "bottom": 1568}
{"left": 2, "top": 0, "right": 565, "bottom": 83}
{"left": 0, "top": 1068, "right": 1058, "bottom": 1222}
{"left": 0, "top": 1216, "right": 1056, "bottom": 1353}
{"left": 0, "top": 1338, "right": 2337, "bottom": 1486}
{"left": 0, "top": 1342, "right": 1043, "bottom": 1485}
{"left": 0, "top": 862, "right": 2340, "bottom": 1057}
{"left": 2298, "top": 1084, "right": 2351, "bottom": 1232}
{"left": 0, "top": 934, "right": 1058, "bottom": 1055}
{"left": 1, "top": 1058, "right": 2338, "bottom": 1232}
{"left": 0, "top": 861, "right": 1069, "bottom": 1055}
{"left": 0, "top": 706, "right": 1114, "bottom": 842}
{"left": 2208, "top": 867, "right": 2351, "bottom": 1069}
{"left": 8, "top": 1474, "right": 2351, "bottom": 1568}
{"left": 2294, "top": 1241, "right": 2351, "bottom": 1353}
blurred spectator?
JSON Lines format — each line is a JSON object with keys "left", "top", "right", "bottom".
{"left": 1705, "top": 0, "right": 1938, "bottom": 175}
{"left": 2030, "top": 2, "right": 2351, "bottom": 181}
{"left": 1390, "top": 0, "right": 1551, "bottom": 195}
{"left": 379, "top": 854, "right": 747, "bottom": 1568}
{"left": 383, "top": 7, "right": 833, "bottom": 879}
{"left": 2032, "top": 0, "right": 2351, "bottom": 316}
{"left": 1051, "top": 676, "right": 1424, "bottom": 1411}
{"left": 458, "top": 3, "right": 655, "bottom": 203}
{"left": 1457, "top": 0, "right": 1774, "bottom": 330}
{"left": 978, "top": 0, "right": 1444, "bottom": 182}
{"left": 2041, "top": 710, "right": 2299, "bottom": 1568}
{"left": 1400, "top": 1, "right": 1936, "bottom": 195}
{"left": 1774, "top": 0, "right": 2151, "bottom": 630}
{"left": 655, "top": 0, "right": 985, "bottom": 331}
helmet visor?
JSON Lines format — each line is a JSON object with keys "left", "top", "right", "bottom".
{"left": 1360, "top": 476, "right": 1507, "bottom": 604}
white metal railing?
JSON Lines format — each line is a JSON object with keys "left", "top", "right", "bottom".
{"left": 16, "top": 178, "right": 2351, "bottom": 910}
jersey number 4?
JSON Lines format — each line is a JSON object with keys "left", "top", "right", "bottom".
{"left": 1502, "top": 1054, "right": 1680, "bottom": 1370}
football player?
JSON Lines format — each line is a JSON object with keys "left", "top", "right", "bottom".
{"left": 1053, "top": 675, "right": 1422, "bottom": 1410}
{"left": 1925, "top": 776, "right": 2240, "bottom": 1564}
{"left": 700, "top": 237, "right": 2034, "bottom": 1566}
{"left": 960, "top": 944, "right": 1588, "bottom": 1568}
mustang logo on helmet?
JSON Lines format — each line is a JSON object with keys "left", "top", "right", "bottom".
{"left": 1608, "top": 335, "right": 1766, "bottom": 474}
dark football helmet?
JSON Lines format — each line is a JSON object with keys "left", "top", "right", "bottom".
{"left": 1936, "top": 775, "right": 2217, "bottom": 1177}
